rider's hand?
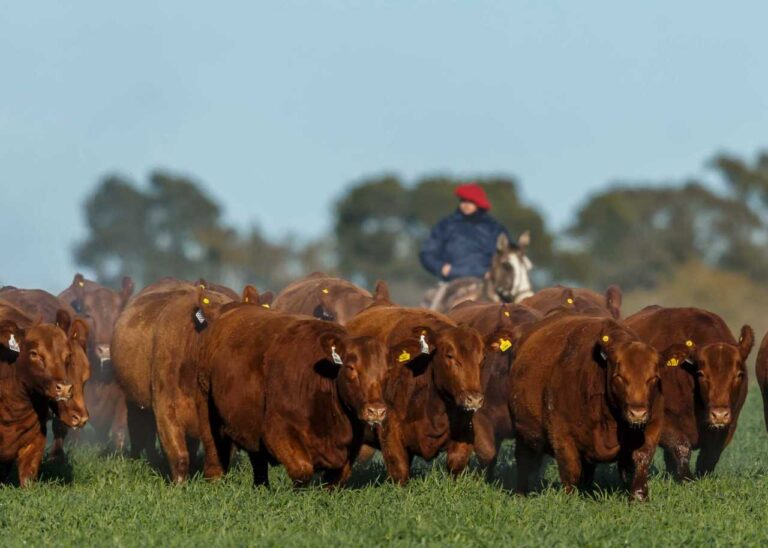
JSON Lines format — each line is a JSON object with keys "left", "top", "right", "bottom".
{"left": 441, "top": 264, "right": 452, "bottom": 277}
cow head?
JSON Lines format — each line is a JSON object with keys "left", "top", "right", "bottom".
{"left": 325, "top": 334, "right": 388, "bottom": 426}
{"left": 0, "top": 317, "right": 76, "bottom": 403}
{"left": 67, "top": 273, "right": 134, "bottom": 377}
{"left": 395, "top": 324, "right": 485, "bottom": 411}
{"left": 56, "top": 317, "right": 91, "bottom": 428}
{"left": 598, "top": 324, "right": 661, "bottom": 428}
{"left": 684, "top": 326, "right": 754, "bottom": 428}
{"left": 489, "top": 232, "right": 534, "bottom": 304}
{"left": 191, "top": 286, "right": 233, "bottom": 331}
{"left": 317, "top": 282, "right": 390, "bottom": 325}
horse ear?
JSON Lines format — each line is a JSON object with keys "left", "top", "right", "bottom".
{"left": 517, "top": 230, "right": 531, "bottom": 251}
{"left": 496, "top": 232, "right": 510, "bottom": 252}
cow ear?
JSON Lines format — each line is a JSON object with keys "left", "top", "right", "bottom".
{"left": 69, "top": 318, "right": 89, "bottom": 351}
{"left": 0, "top": 320, "right": 24, "bottom": 358}
{"left": 192, "top": 287, "right": 215, "bottom": 331}
{"left": 496, "top": 232, "right": 510, "bottom": 252}
{"left": 317, "top": 333, "right": 345, "bottom": 371}
{"left": 738, "top": 325, "right": 755, "bottom": 361}
{"left": 605, "top": 285, "right": 622, "bottom": 320}
{"left": 373, "top": 280, "right": 390, "bottom": 302}
{"left": 120, "top": 276, "right": 135, "bottom": 309}
{"left": 241, "top": 285, "right": 260, "bottom": 304}
{"left": 258, "top": 291, "right": 274, "bottom": 309}
{"left": 660, "top": 342, "right": 695, "bottom": 369}
{"left": 563, "top": 288, "right": 576, "bottom": 307}
{"left": 486, "top": 328, "right": 517, "bottom": 355}
{"left": 56, "top": 309, "right": 72, "bottom": 332}
{"left": 195, "top": 278, "right": 209, "bottom": 290}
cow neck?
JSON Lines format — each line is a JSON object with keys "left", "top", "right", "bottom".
{"left": 0, "top": 360, "right": 39, "bottom": 421}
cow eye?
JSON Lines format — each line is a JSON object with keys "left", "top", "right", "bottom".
{"left": 28, "top": 350, "right": 39, "bottom": 359}
{"left": 735, "top": 371, "right": 745, "bottom": 381}
{"left": 648, "top": 375, "right": 660, "bottom": 385}
{"left": 446, "top": 352, "right": 455, "bottom": 360}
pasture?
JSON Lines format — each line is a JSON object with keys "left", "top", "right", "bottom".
{"left": 2, "top": 389, "right": 767, "bottom": 546}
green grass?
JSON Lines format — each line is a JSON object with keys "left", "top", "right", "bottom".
{"left": 2, "top": 390, "right": 768, "bottom": 547}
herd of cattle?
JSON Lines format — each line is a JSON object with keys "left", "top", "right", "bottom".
{"left": 2, "top": 272, "right": 768, "bottom": 502}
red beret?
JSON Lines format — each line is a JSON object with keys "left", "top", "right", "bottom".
{"left": 455, "top": 183, "right": 491, "bottom": 210}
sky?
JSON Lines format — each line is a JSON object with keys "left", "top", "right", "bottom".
{"left": 1, "top": 1, "right": 767, "bottom": 290}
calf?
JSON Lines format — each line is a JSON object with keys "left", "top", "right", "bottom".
{"left": 112, "top": 279, "right": 258, "bottom": 482}
{"left": 57, "top": 273, "right": 134, "bottom": 453}
{"left": 273, "top": 272, "right": 390, "bottom": 325}
{"left": 196, "top": 307, "right": 388, "bottom": 487}
{"left": 346, "top": 306, "right": 484, "bottom": 484}
{"left": 447, "top": 301, "right": 542, "bottom": 479}
{"left": 625, "top": 306, "right": 754, "bottom": 480}
{"left": 510, "top": 312, "right": 663, "bottom": 501}
{"left": 523, "top": 285, "right": 622, "bottom": 319}
{"left": 0, "top": 315, "right": 85, "bottom": 486}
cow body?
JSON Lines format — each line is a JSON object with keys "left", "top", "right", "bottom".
{"left": 346, "top": 306, "right": 484, "bottom": 484}
{"left": 523, "top": 285, "right": 622, "bottom": 319}
{"left": 112, "top": 279, "right": 237, "bottom": 482}
{"left": 273, "top": 273, "right": 389, "bottom": 325}
{"left": 625, "top": 306, "right": 754, "bottom": 479}
{"left": 756, "top": 332, "right": 768, "bottom": 435}
{"left": 510, "top": 312, "right": 663, "bottom": 500}
{"left": 447, "top": 301, "right": 542, "bottom": 478}
{"left": 196, "top": 307, "right": 387, "bottom": 487}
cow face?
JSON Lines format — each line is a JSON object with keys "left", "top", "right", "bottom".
{"left": 56, "top": 318, "right": 91, "bottom": 429}
{"left": 431, "top": 325, "right": 485, "bottom": 411}
{"left": 68, "top": 274, "right": 134, "bottom": 373}
{"left": 599, "top": 334, "right": 661, "bottom": 428}
{"left": 333, "top": 336, "right": 388, "bottom": 426}
{"left": 689, "top": 326, "right": 754, "bottom": 428}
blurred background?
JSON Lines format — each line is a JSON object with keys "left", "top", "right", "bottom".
{"left": 2, "top": 2, "right": 768, "bottom": 333}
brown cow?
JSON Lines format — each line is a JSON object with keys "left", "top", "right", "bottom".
{"left": 57, "top": 273, "right": 134, "bottom": 452}
{"left": 0, "top": 286, "right": 76, "bottom": 321}
{"left": 509, "top": 312, "right": 664, "bottom": 501}
{"left": 625, "top": 306, "right": 754, "bottom": 480}
{"left": 446, "top": 301, "right": 542, "bottom": 479}
{"left": 273, "top": 273, "right": 390, "bottom": 325}
{"left": 346, "top": 306, "right": 484, "bottom": 484}
{"left": 756, "top": 332, "right": 768, "bottom": 434}
{"left": 0, "top": 313, "right": 86, "bottom": 486}
{"left": 112, "top": 279, "right": 259, "bottom": 482}
{"left": 197, "top": 307, "right": 388, "bottom": 487}
{"left": 523, "top": 285, "right": 622, "bottom": 319}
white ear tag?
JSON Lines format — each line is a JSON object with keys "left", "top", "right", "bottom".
{"left": 8, "top": 334, "right": 20, "bottom": 353}
{"left": 419, "top": 334, "right": 430, "bottom": 355}
{"left": 683, "top": 358, "right": 694, "bottom": 365}
{"left": 331, "top": 346, "right": 343, "bottom": 365}
{"left": 599, "top": 350, "right": 608, "bottom": 361}
{"left": 195, "top": 309, "right": 206, "bottom": 325}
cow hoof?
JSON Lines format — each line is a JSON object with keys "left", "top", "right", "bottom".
{"left": 631, "top": 489, "right": 648, "bottom": 502}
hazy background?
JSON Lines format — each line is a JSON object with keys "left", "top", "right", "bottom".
{"left": 2, "top": 1, "right": 767, "bottom": 315}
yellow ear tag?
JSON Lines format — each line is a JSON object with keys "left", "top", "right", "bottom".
{"left": 78, "top": 281, "right": 85, "bottom": 287}
{"left": 322, "top": 288, "right": 329, "bottom": 294}
{"left": 244, "top": 297, "right": 249, "bottom": 302}
{"left": 685, "top": 340, "right": 694, "bottom": 348}
{"left": 602, "top": 335, "right": 610, "bottom": 343}
{"left": 566, "top": 298, "right": 574, "bottom": 305}
{"left": 199, "top": 284, "right": 206, "bottom": 289}
{"left": 504, "top": 311, "right": 510, "bottom": 317}
{"left": 202, "top": 297, "right": 210, "bottom": 305}
{"left": 262, "top": 304, "right": 270, "bottom": 309}
{"left": 666, "top": 358, "right": 679, "bottom": 367}
{"left": 499, "top": 338, "right": 512, "bottom": 352}
{"left": 398, "top": 350, "right": 412, "bottom": 363}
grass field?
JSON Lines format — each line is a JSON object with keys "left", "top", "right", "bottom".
{"left": 2, "top": 389, "right": 767, "bottom": 547}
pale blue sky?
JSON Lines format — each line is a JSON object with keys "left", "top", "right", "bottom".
{"left": 2, "top": 1, "right": 767, "bottom": 290}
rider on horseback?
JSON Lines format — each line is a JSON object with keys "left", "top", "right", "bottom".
{"left": 419, "top": 182, "right": 509, "bottom": 282}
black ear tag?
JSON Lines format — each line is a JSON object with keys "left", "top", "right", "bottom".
{"left": 193, "top": 308, "right": 208, "bottom": 332}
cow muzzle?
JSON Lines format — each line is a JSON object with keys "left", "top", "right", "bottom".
{"left": 708, "top": 407, "right": 731, "bottom": 428}
{"left": 55, "top": 382, "right": 73, "bottom": 402}
{"left": 458, "top": 391, "right": 484, "bottom": 412}
{"left": 625, "top": 406, "right": 649, "bottom": 427}
{"left": 68, "top": 411, "right": 90, "bottom": 429}
{"left": 362, "top": 403, "right": 387, "bottom": 426}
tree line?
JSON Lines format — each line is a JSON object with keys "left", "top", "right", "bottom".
{"left": 76, "top": 151, "right": 768, "bottom": 301}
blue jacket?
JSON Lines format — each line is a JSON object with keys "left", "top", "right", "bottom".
{"left": 419, "top": 210, "right": 510, "bottom": 281}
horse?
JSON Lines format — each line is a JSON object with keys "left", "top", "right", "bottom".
{"left": 421, "top": 231, "right": 534, "bottom": 313}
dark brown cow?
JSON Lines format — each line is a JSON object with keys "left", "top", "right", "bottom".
{"left": 510, "top": 312, "right": 664, "bottom": 501}
{"left": 0, "top": 312, "right": 86, "bottom": 486}
{"left": 112, "top": 279, "right": 259, "bottom": 483}
{"left": 625, "top": 306, "right": 754, "bottom": 480}
{"left": 346, "top": 306, "right": 484, "bottom": 484}
{"left": 197, "top": 307, "right": 388, "bottom": 487}
{"left": 57, "top": 273, "right": 134, "bottom": 452}
{"left": 523, "top": 285, "right": 622, "bottom": 319}
{"left": 273, "top": 273, "right": 390, "bottom": 325}
{"left": 756, "top": 332, "right": 768, "bottom": 434}
{"left": 446, "top": 301, "right": 542, "bottom": 479}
